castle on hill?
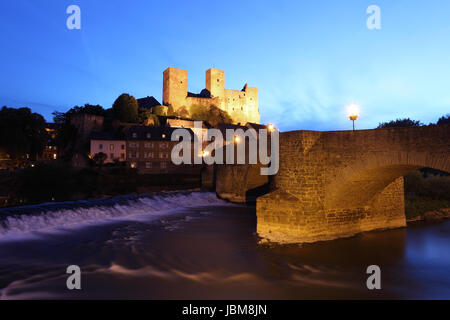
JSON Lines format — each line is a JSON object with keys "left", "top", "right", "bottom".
{"left": 161, "top": 67, "right": 260, "bottom": 125}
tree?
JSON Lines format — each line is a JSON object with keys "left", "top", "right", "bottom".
{"left": 93, "top": 152, "right": 107, "bottom": 166}
{"left": 0, "top": 106, "right": 48, "bottom": 160}
{"left": 112, "top": 94, "right": 138, "bottom": 123}
{"left": 137, "top": 108, "right": 160, "bottom": 126}
{"left": 377, "top": 118, "right": 423, "bottom": 128}
{"left": 437, "top": 114, "right": 450, "bottom": 125}
{"left": 152, "top": 105, "right": 168, "bottom": 116}
{"left": 190, "top": 104, "right": 233, "bottom": 127}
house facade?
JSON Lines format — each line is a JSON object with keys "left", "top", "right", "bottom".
{"left": 90, "top": 132, "right": 126, "bottom": 164}
{"left": 125, "top": 126, "right": 200, "bottom": 174}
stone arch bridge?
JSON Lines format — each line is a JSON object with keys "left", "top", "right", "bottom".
{"left": 215, "top": 124, "right": 449, "bottom": 244}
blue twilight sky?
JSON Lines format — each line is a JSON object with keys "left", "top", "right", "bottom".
{"left": 0, "top": 0, "right": 449, "bottom": 132}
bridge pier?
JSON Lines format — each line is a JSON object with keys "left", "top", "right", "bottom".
{"left": 257, "top": 177, "right": 406, "bottom": 243}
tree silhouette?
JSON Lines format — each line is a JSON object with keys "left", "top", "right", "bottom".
{"left": 112, "top": 94, "right": 138, "bottom": 123}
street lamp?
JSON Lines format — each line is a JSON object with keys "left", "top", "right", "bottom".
{"left": 267, "top": 124, "right": 275, "bottom": 132}
{"left": 347, "top": 104, "right": 360, "bottom": 131}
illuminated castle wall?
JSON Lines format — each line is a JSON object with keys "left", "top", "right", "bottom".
{"left": 162, "top": 67, "right": 260, "bottom": 124}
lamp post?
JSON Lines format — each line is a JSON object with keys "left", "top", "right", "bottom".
{"left": 347, "top": 104, "right": 360, "bottom": 131}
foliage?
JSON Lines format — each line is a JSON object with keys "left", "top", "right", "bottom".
{"left": 404, "top": 169, "right": 450, "bottom": 219}
{"left": 189, "top": 104, "right": 233, "bottom": 127}
{"left": 152, "top": 105, "right": 167, "bottom": 116}
{"left": 175, "top": 106, "right": 190, "bottom": 119}
{"left": 112, "top": 94, "right": 138, "bottom": 122}
{"left": 93, "top": 152, "right": 107, "bottom": 166}
{"left": 377, "top": 118, "right": 423, "bottom": 128}
{"left": 137, "top": 108, "right": 160, "bottom": 126}
{"left": 437, "top": 114, "right": 450, "bottom": 125}
{"left": 404, "top": 170, "right": 450, "bottom": 200}
{"left": 167, "top": 105, "right": 176, "bottom": 117}
{"left": 0, "top": 106, "right": 48, "bottom": 160}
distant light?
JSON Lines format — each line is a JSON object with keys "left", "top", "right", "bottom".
{"left": 347, "top": 104, "right": 360, "bottom": 119}
{"left": 234, "top": 136, "right": 240, "bottom": 143}
{"left": 267, "top": 124, "right": 275, "bottom": 132}
{"left": 202, "top": 150, "right": 210, "bottom": 157}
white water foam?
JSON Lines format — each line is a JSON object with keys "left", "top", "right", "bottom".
{"left": 0, "top": 192, "right": 230, "bottom": 240}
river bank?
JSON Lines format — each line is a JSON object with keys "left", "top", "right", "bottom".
{"left": 407, "top": 208, "right": 450, "bottom": 223}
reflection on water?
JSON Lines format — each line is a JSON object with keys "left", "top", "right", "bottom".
{"left": 0, "top": 192, "right": 448, "bottom": 299}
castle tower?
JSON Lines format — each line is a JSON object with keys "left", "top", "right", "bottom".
{"left": 206, "top": 68, "right": 225, "bottom": 98}
{"left": 163, "top": 67, "right": 188, "bottom": 110}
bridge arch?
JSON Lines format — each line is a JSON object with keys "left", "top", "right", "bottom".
{"left": 325, "top": 151, "right": 449, "bottom": 210}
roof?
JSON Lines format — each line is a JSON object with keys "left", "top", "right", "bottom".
{"left": 125, "top": 126, "right": 195, "bottom": 141}
{"left": 90, "top": 131, "right": 126, "bottom": 140}
{"left": 137, "top": 96, "right": 161, "bottom": 109}
{"left": 187, "top": 89, "right": 211, "bottom": 98}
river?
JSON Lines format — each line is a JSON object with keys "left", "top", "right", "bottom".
{"left": 0, "top": 191, "right": 448, "bottom": 299}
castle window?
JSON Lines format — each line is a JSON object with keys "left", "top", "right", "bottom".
{"left": 146, "top": 162, "right": 152, "bottom": 169}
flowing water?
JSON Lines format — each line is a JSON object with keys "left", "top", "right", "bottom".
{"left": 0, "top": 191, "right": 448, "bottom": 299}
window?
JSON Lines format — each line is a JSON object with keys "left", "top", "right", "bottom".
{"left": 99, "top": 144, "right": 103, "bottom": 150}
{"left": 160, "top": 142, "right": 168, "bottom": 149}
{"left": 144, "top": 142, "right": 154, "bottom": 148}
{"left": 145, "top": 162, "right": 152, "bottom": 169}
{"left": 110, "top": 153, "right": 114, "bottom": 159}
{"left": 110, "top": 144, "right": 114, "bottom": 151}
{"left": 159, "top": 152, "right": 168, "bottom": 159}
{"left": 144, "top": 152, "right": 154, "bottom": 159}
{"left": 160, "top": 162, "right": 167, "bottom": 168}
{"left": 120, "top": 153, "right": 125, "bottom": 159}
{"left": 128, "top": 151, "right": 138, "bottom": 158}
{"left": 53, "top": 153, "right": 57, "bottom": 160}
{"left": 121, "top": 144, "right": 125, "bottom": 150}
{"left": 129, "top": 142, "right": 137, "bottom": 148}
{"left": 146, "top": 133, "right": 151, "bottom": 138}
{"left": 132, "top": 132, "right": 137, "bottom": 138}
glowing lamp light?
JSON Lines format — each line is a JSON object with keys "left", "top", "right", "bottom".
{"left": 234, "top": 136, "right": 240, "bottom": 143}
{"left": 267, "top": 124, "right": 275, "bottom": 132}
{"left": 202, "top": 150, "right": 210, "bottom": 157}
{"left": 346, "top": 104, "right": 360, "bottom": 131}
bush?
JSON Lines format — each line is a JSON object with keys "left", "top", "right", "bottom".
{"left": 190, "top": 104, "right": 233, "bottom": 127}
